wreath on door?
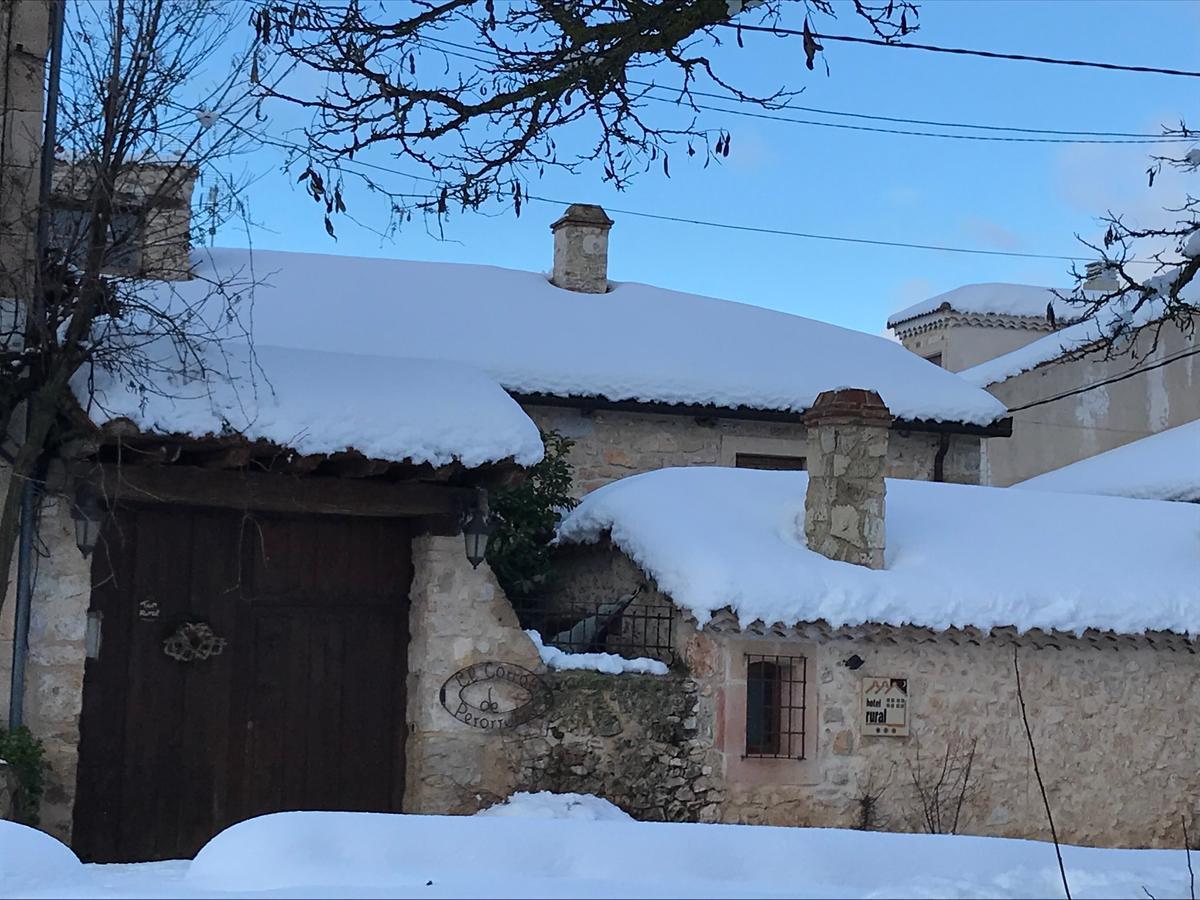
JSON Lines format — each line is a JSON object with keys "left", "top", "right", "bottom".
{"left": 162, "top": 622, "right": 227, "bottom": 662}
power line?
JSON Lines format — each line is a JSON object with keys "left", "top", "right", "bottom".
{"left": 417, "top": 36, "right": 1189, "bottom": 145}
{"left": 726, "top": 22, "right": 1200, "bottom": 79}
{"left": 248, "top": 128, "right": 1118, "bottom": 263}
{"left": 650, "top": 96, "right": 1183, "bottom": 145}
{"left": 638, "top": 84, "right": 1175, "bottom": 140}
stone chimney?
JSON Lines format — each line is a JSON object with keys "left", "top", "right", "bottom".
{"left": 550, "top": 203, "right": 612, "bottom": 293}
{"left": 803, "top": 389, "right": 893, "bottom": 570}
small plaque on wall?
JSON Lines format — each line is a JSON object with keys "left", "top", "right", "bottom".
{"left": 861, "top": 676, "right": 909, "bottom": 736}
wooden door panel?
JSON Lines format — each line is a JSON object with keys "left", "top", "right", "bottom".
{"left": 74, "top": 505, "right": 412, "bottom": 862}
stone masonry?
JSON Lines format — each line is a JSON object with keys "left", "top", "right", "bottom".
{"left": 525, "top": 404, "right": 980, "bottom": 498}
{"left": 0, "top": 492, "right": 92, "bottom": 840}
{"left": 0, "top": 0, "right": 48, "bottom": 304}
{"left": 550, "top": 203, "right": 613, "bottom": 294}
{"left": 510, "top": 670, "right": 725, "bottom": 824}
{"left": 549, "top": 543, "right": 1200, "bottom": 848}
{"left": 803, "top": 389, "right": 892, "bottom": 569}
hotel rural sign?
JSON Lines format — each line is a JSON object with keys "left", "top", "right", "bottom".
{"left": 440, "top": 661, "right": 552, "bottom": 729}
{"left": 861, "top": 676, "right": 909, "bottom": 736}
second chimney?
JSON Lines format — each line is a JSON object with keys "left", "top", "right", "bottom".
{"left": 550, "top": 203, "right": 613, "bottom": 293}
{"left": 803, "top": 389, "right": 892, "bottom": 570}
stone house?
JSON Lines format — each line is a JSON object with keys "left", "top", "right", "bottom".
{"left": 539, "top": 389, "right": 1200, "bottom": 848}
{"left": 887, "top": 282, "right": 1074, "bottom": 373}
{"left": 4, "top": 6, "right": 1026, "bottom": 857}
{"left": 889, "top": 280, "right": 1199, "bottom": 488}
{"left": 0, "top": 172, "right": 1018, "bottom": 861}
{"left": 961, "top": 312, "right": 1199, "bottom": 487}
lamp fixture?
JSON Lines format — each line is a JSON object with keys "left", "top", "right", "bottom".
{"left": 70, "top": 486, "right": 104, "bottom": 558}
{"left": 461, "top": 487, "right": 496, "bottom": 569}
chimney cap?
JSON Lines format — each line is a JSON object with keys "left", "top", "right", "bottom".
{"left": 805, "top": 388, "right": 893, "bottom": 426}
{"left": 551, "top": 203, "right": 613, "bottom": 232}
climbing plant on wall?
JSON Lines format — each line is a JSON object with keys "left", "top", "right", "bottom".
{"left": 0, "top": 725, "right": 47, "bottom": 825}
{"left": 486, "top": 429, "right": 578, "bottom": 600}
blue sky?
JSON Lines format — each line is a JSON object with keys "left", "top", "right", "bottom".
{"left": 212, "top": 0, "right": 1199, "bottom": 336}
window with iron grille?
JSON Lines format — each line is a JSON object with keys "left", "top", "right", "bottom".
{"left": 745, "top": 654, "right": 807, "bottom": 759}
{"left": 514, "top": 596, "right": 675, "bottom": 665}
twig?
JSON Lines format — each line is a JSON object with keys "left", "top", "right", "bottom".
{"left": 1184, "top": 816, "right": 1195, "bottom": 900}
{"left": 1014, "top": 646, "right": 1071, "bottom": 900}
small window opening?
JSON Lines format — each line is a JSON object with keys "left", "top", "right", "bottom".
{"left": 745, "top": 654, "right": 807, "bottom": 759}
{"left": 735, "top": 453, "right": 807, "bottom": 471}
{"left": 923, "top": 352, "right": 943, "bottom": 367}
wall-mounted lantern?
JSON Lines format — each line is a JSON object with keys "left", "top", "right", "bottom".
{"left": 461, "top": 487, "right": 496, "bottom": 569}
{"left": 71, "top": 486, "right": 104, "bottom": 558}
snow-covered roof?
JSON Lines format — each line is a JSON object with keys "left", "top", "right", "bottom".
{"left": 126, "top": 248, "right": 1007, "bottom": 427}
{"left": 555, "top": 466, "right": 1200, "bottom": 636}
{"left": 960, "top": 273, "right": 1191, "bottom": 387}
{"left": 76, "top": 341, "right": 544, "bottom": 469}
{"left": 887, "top": 283, "right": 1079, "bottom": 328}
{"left": 1015, "top": 420, "right": 1200, "bottom": 502}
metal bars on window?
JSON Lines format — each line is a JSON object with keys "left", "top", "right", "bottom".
{"left": 514, "top": 599, "right": 675, "bottom": 665}
{"left": 745, "top": 653, "right": 807, "bottom": 759}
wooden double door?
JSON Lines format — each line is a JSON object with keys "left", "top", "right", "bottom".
{"left": 73, "top": 505, "right": 412, "bottom": 862}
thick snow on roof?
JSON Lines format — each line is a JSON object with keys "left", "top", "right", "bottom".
{"left": 960, "top": 274, "right": 1189, "bottom": 387}
{"left": 1016, "top": 420, "right": 1200, "bottom": 502}
{"left": 556, "top": 466, "right": 1200, "bottom": 636}
{"left": 887, "top": 283, "right": 1078, "bottom": 327}
{"left": 134, "top": 248, "right": 1007, "bottom": 426}
{"left": 75, "top": 341, "right": 544, "bottom": 468}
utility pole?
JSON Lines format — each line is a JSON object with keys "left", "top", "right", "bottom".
{"left": 8, "top": 0, "right": 64, "bottom": 730}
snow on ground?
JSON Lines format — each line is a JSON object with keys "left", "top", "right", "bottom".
{"left": 122, "top": 248, "right": 1008, "bottom": 426}
{"left": 476, "top": 791, "right": 634, "bottom": 821}
{"left": 887, "top": 282, "right": 1080, "bottom": 326}
{"left": 1016, "top": 419, "right": 1200, "bottom": 502}
{"left": 525, "top": 629, "right": 669, "bottom": 675}
{"left": 555, "top": 466, "right": 1200, "bottom": 636}
{"left": 2, "top": 808, "right": 1196, "bottom": 899}
{"left": 75, "top": 341, "right": 544, "bottom": 468}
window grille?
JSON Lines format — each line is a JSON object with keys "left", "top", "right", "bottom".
{"left": 745, "top": 654, "right": 807, "bottom": 759}
{"left": 514, "top": 598, "right": 674, "bottom": 665}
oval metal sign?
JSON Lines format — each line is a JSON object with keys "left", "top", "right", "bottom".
{"left": 439, "top": 661, "right": 552, "bottom": 729}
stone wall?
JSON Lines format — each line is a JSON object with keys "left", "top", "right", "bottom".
{"left": 50, "top": 161, "right": 196, "bottom": 279}
{"left": 0, "top": 0, "right": 48, "bottom": 304}
{"left": 523, "top": 404, "right": 981, "bottom": 495}
{"left": 510, "top": 670, "right": 724, "bottom": 823}
{"left": 697, "top": 624, "right": 1200, "bottom": 848}
{"left": 549, "top": 543, "right": 1200, "bottom": 848}
{"left": 404, "top": 534, "right": 545, "bottom": 814}
{"left": 983, "top": 319, "right": 1199, "bottom": 485}
{"left": 0, "top": 493, "right": 92, "bottom": 841}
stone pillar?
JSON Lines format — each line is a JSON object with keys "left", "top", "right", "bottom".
{"left": 0, "top": 0, "right": 50, "bottom": 304}
{"left": 404, "top": 534, "right": 543, "bottom": 815}
{"left": 550, "top": 203, "right": 612, "bottom": 294}
{"left": 803, "top": 389, "right": 892, "bottom": 569}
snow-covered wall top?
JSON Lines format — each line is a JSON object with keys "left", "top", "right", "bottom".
{"left": 1015, "top": 420, "right": 1200, "bottom": 503}
{"left": 555, "top": 466, "right": 1200, "bottom": 636}
{"left": 75, "top": 341, "right": 545, "bottom": 468}
{"left": 887, "top": 283, "right": 1078, "bottom": 328}
{"left": 136, "top": 248, "right": 1007, "bottom": 426}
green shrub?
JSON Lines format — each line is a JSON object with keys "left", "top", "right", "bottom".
{"left": 0, "top": 725, "right": 47, "bottom": 825}
{"left": 486, "top": 429, "right": 578, "bottom": 600}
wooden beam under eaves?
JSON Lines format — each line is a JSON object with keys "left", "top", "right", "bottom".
{"left": 90, "top": 463, "right": 475, "bottom": 519}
